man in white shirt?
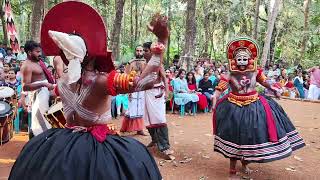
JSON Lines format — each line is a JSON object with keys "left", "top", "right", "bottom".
{"left": 17, "top": 46, "right": 27, "bottom": 61}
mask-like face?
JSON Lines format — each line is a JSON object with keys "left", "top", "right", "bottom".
{"left": 235, "top": 51, "right": 250, "bottom": 66}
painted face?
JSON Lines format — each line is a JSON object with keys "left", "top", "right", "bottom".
{"left": 235, "top": 51, "right": 250, "bottom": 66}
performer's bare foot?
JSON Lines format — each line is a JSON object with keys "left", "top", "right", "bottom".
{"left": 136, "top": 130, "right": 147, "bottom": 136}
{"left": 229, "top": 169, "right": 240, "bottom": 180}
{"left": 240, "top": 160, "right": 253, "bottom": 174}
{"left": 241, "top": 166, "right": 253, "bottom": 175}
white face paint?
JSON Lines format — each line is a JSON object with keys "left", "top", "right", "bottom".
{"left": 235, "top": 51, "right": 250, "bottom": 66}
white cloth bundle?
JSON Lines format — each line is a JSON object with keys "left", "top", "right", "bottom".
{"left": 48, "top": 30, "right": 87, "bottom": 84}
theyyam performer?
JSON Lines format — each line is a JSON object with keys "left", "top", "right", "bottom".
{"left": 211, "top": 37, "right": 305, "bottom": 179}
{"left": 10, "top": 1, "right": 168, "bottom": 179}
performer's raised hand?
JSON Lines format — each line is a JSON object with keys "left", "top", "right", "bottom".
{"left": 147, "top": 13, "right": 169, "bottom": 43}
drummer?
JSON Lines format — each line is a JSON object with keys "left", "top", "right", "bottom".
{"left": 20, "top": 41, "right": 55, "bottom": 138}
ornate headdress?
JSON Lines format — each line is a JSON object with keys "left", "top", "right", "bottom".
{"left": 226, "top": 37, "right": 259, "bottom": 72}
{"left": 41, "top": 1, "right": 114, "bottom": 83}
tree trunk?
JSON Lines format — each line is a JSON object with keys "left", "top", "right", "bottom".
{"left": 203, "top": 3, "right": 210, "bottom": 55}
{"left": 166, "top": 0, "right": 172, "bottom": 68}
{"left": 43, "top": 0, "right": 49, "bottom": 16}
{"left": 299, "top": 0, "right": 311, "bottom": 62}
{"left": 261, "top": 0, "right": 281, "bottom": 68}
{"left": 31, "top": 0, "right": 44, "bottom": 42}
{"left": 252, "top": 0, "right": 260, "bottom": 39}
{"left": 111, "top": 0, "right": 125, "bottom": 61}
{"left": 130, "top": 0, "right": 133, "bottom": 49}
{"left": 0, "top": 0, "right": 8, "bottom": 44}
{"left": 183, "top": 0, "right": 197, "bottom": 68}
{"left": 134, "top": 0, "right": 138, "bottom": 42}
{"left": 269, "top": 25, "right": 277, "bottom": 64}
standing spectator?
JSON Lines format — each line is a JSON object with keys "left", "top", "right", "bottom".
{"left": 186, "top": 72, "right": 207, "bottom": 111}
{"left": 198, "top": 71, "right": 215, "bottom": 110}
{"left": 4, "top": 68, "right": 20, "bottom": 88}
{"left": 3, "top": 63, "right": 11, "bottom": 81}
{"left": 0, "top": 53, "right": 4, "bottom": 68}
{"left": 172, "top": 54, "right": 180, "bottom": 69}
{"left": 4, "top": 48, "right": 16, "bottom": 63}
{"left": 0, "top": 68, "right": 5, "bottom": 85}
{"left": 307, "top": 65, "right": 320, "bottom": 100}
{"left": 17, "top": 46, "right": 27, "bottom": 61}
{"left": 294, "top": 71, "right": 305, "bottom": 99}
{"left": 0, "top": 42, "right": 7, "bottom": 57}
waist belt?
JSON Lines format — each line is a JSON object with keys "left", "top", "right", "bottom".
{"left": 228, "top": 92, "right": 259, "bottom": 107}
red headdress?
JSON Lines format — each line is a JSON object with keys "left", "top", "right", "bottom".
{"left": 226, "top": 37, "right": 259, "bottom": 73}
{"left": 41, "top": 1, "right": 114, "bottom": 72}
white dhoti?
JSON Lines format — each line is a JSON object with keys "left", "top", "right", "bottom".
{"left": 125, "top": 91, "right": 145, "bottom": 119}
{"left": 307, "top": 84, "right": 320, "bottom": 100}
{"left": 29, "top": 80, "right": 52, "bottom": 136}
{"left": 144, "top": 83, "right": 166, "bottom": 127}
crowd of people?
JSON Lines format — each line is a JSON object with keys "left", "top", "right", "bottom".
{"left": 2, "top": 2, "right": 312, "bottom": 180}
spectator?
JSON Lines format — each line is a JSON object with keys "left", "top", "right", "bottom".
{"left": 198, "top": 70, "right": 215, "bottom": 110}
{"left": 4, "top": 68, "right": 20, "bottom": 88}
{"left": 173, "top": 69, "right": 199, "bottom": 115}
{"left": 0, "top": 42, "right": 7, "bottom": 57}
{"left": 294, "top": 71, "right": 305, "bottom": 98}
{"left": 284, "top": 75, "right": 298, "bottom": 98}
{"left": 3, "top": 63, "right": 11, "bottom": 81}
{"left": 307, "top": 65, "right": 320, "bottom": 100}
{"left": 4, "top": 48, "right": 16, "bottom": 63}
{"left": 194, "top": 65, "right": 203, "bottom": 85}
{"left": 267, "top": 64, "right": 280, "bottom": 78}
{"left": 17, "top": 46, "right": 27, "bottom": 61}
{"left": 186, "top": 72, "right": 208, "bottom": 111}
{"left": 0, "top": 53, "right": 3, "bottom": 68}
{"left": 172, "top": 54, "right": 180, "bottom": 69}
{"left": 0, "top": 68, "right": 5, "bottom": 85}
{"left": 208, "top": 68, "right": 218, "bottom": 87}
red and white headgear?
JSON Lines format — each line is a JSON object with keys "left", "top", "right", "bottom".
{"left": 226, "top": 37, "right": 259, "bottom": 73}
{"left": 41, "top": 1, "right": 114, "bottom": 83}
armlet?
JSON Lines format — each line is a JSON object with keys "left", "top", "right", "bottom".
{"left": 107, "top": 70, "right": 138, "bottom": 95}
{"left": 215, "top": 78, "right": 229, "bottom": 92}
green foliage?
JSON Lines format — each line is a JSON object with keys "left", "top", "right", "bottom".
{"left": 2, "top": 0, "right": 319, "bottom": 68}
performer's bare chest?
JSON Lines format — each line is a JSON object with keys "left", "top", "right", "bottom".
{"left": 229, "top": 72, "right": 257, "bottom": 94}
{"left": 30, "top": 63, "right": 46, "bottom": 82}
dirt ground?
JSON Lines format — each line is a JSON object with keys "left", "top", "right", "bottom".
{"left": 0, "top": 99, "right": 319, "bottom": 180}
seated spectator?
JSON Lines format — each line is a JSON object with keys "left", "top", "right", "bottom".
{"left": 198, "top": 71, "right": 214, "bottom": 110}
{"left": 294, "top": 70, "right": 305, "bottom": 99}
{"left": 194, "top": 65, "right": 203, "bottom": 85}
{"left": 173, "top": 69, "right": 199, "bottom": 115}
{"left": 186, "top": 72, "right": 208, "bottom": 111}
{"left": 284, "top": 76, "right": 299, "bottom": 98}
{"left": 208, "top": 68, "right": 218, "bottom": 87}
